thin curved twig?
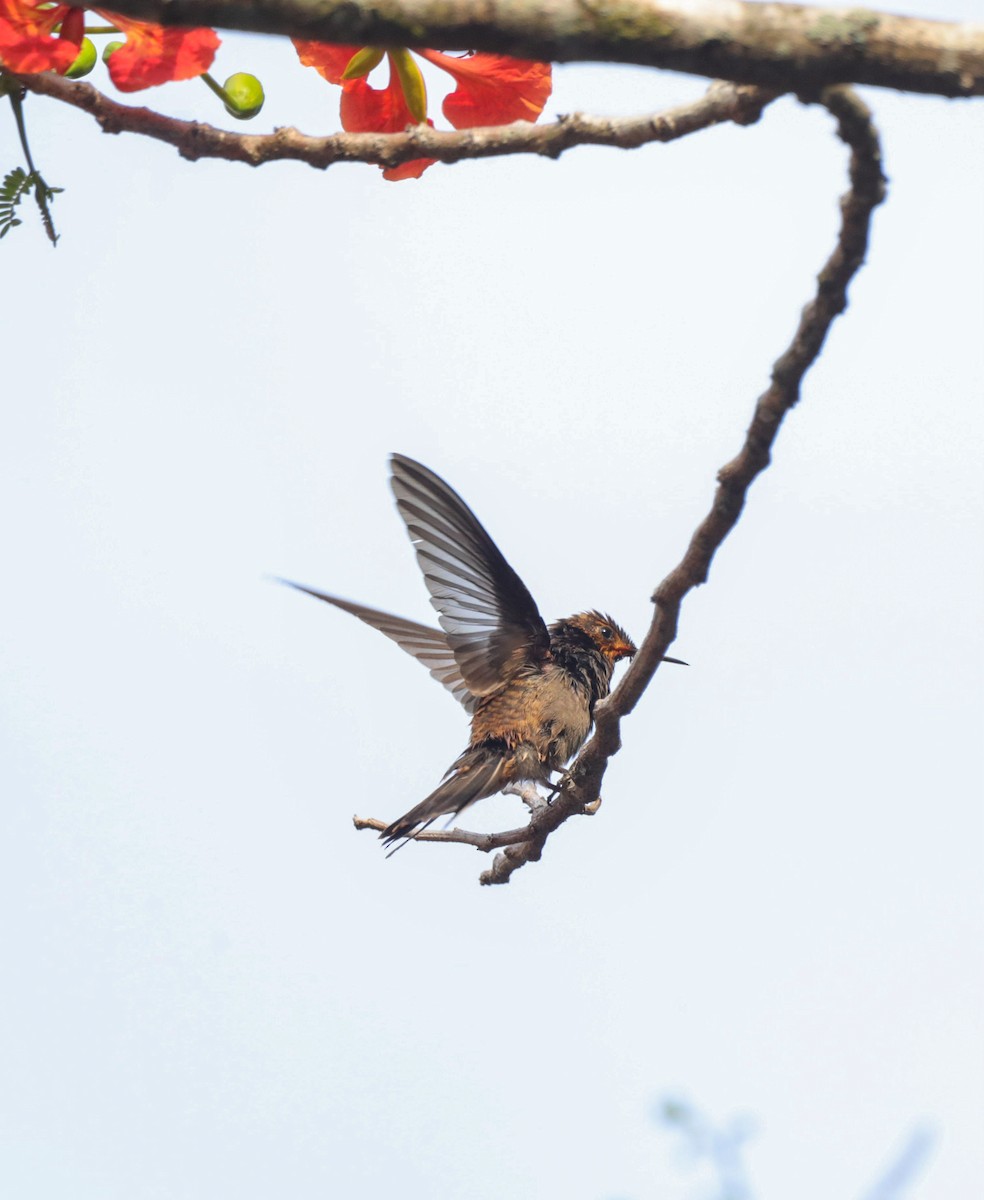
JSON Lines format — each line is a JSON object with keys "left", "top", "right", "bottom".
{"left": 15, "top": 73, "right": 776, "bottom": 170}
{"left": 478, "top": 85, "right": 887, "bottom": 885}
{"left": 353, "top": 815, "right": 544, "bottom": 851}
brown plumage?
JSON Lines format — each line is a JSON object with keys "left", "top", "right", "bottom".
{"left": 282, "top": 454, "right": 682, "bottom": 849}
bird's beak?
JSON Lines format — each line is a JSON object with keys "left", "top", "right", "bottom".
{"left": 614, "top": 640, "right": 637, "bottom": 662}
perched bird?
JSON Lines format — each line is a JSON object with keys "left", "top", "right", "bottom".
{"left": 283, "top": 454, "right": 683, "bottom": 849}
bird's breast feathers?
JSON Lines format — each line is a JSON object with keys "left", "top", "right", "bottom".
{"left": 469, "top": 662, "right": 593, "bottom": 767}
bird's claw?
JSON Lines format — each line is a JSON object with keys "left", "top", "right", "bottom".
{"left": 503, "top": 781, "right": 546, "bottom": 811}
{"left": 546, "top": 769, "right": 577, "bottom": 804}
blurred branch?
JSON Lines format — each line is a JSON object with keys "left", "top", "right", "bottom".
{"left": 15, "top": 74, "right": 776, "bottom": 170}
{"left": 52, "top": 0, "right": 984, "bottom": 98}
{"left": 656, "top": 1102, "right": 933, "bottom": 1200}
{"left": 474, "top": 85, "right": 886, "bottom": 885}
{"left": 659, "top": 1098, "right": 755, "bottom": 1200}
{"left": 860, "top": 1127, "right": 935, "bottom": 1200}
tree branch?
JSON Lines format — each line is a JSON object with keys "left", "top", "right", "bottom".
{"left": 16, "top": 73, "right": 776, "bottom": 169}
{"left": 64, "top": 0, "right": 984, "bottom": 97}
{"left": 353, "top": 814, "right": 548, "bottom": 850}
{"left": 475, "top": 85, "right": 886, "bottom": 885}
{"left": 542, "top": 84, "right": 888, "bottom": 876}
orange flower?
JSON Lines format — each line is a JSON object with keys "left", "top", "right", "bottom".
{"left": 0, "top": 0, "right": 79, "bottom": 73}
{"left": 419, "top": 49, "right": 552, "bottom": 128}
{"left": 100, "top": 13, "right": 218, "bottom": 91}
{"left": 0, "top": 1, "right": 218, "bottom": 90}
{"left": 294, "top": 41, "right": 552, "bottom": 181}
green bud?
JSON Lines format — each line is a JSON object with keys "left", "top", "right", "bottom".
{"left": 342, "top": 46, "right": 385, "bottom": 81}
{"left": 389, "top": 49, "right": 427, "bottom": 124}
{"left": 65, "top": 37, "right": 98, "bottom": 79}
{"left": 102, "top": 40, "right": 124, "bottom": 63}
{"left": 222, "top": 73, "right": 264, "bottom": 121}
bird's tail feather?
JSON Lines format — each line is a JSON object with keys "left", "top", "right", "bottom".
{"left": 381, "top": 752, "right": 510, "bottom": 848}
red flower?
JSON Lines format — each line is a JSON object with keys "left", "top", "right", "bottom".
{"left": 419, "top": 49, "right": 552, "bottom": 128}
{"left": 101, "top": 13, "right": 218, "bottom": 91}
{"left": 294, "top": 41, "right": 552, "bottom": 181}
{"left": 0, "top": 0, "right": 79, "bottom": 74}
{"left": 341, "top": 73, "right": 435, "bottom": 182}
{"left": 0, "top": 1, "right": 218, "bottom": 90}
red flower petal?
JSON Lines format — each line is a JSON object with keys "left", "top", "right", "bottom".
{"left": 292, "top": 39, "right": 363, "bottom": 85}
{"left": 0, "top": 0, "right": 77, "bottom": 74}
{"left": 380, "top": 158, "right": 434, "bottom": 183}
{"left": 420, "top": 51, "right": 552, "bottom": 130}
{"left": 340, "top": 70, "right": 436, "bottom": 181}
{"left": 99, "top": 12, "right": 218, "bottom": 91}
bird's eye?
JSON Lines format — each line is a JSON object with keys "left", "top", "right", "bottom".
{"left": 601, "top": 627, "right": 613, "bottom": 640}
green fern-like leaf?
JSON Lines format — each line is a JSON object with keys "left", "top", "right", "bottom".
{"left": 0, "top": 166, "right": 29, "bottom": 202}
{"left": 4, "top": 90, "right": 65, "bottom": 245}
{"left": 0, "top": 166, "right": 64, "bottom": 243}
{"left": 0, "top": 166, "right": 31, "bottom": 240}
{"left": 31, "top": 172, "right": 64, "bottom": 245}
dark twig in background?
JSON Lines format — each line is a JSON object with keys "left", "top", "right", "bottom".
{"left": 16, "top": 74, "right": 776, "bottom": 171}
{"left": 386, "top": 85, "right": 884, "bottom": 885}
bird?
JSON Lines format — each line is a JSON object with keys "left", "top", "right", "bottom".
{"left": 281, "top": 454, "right": 684, "bottom": 850}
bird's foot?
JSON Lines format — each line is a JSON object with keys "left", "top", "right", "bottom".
{"left": 545, "top": 770, "right": 577, "bottom": 804}
{"left": 503, "top": 782, "right": 547, "bottom": 812}
{"left": 544, "top": 770, "right": 600, "bottom": 813}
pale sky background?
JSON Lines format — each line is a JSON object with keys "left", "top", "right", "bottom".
{"left": 2, "top": 0, "right": 982, "bottom": 1197}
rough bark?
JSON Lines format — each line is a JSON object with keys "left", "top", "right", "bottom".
{"left": 15, "top": 74, "right": 775, "bottom": 170}
{"left": 78, "top": 0, "right": 984, "bottom": 97}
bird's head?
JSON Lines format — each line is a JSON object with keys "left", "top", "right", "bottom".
{"left": 567, "top": 611, "right": 637, "bottom": 663}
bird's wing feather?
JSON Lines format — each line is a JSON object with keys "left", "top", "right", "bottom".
{"left": 279, "top": 580, "right": 478, "bottom": 713}
{"left": 389, "top": 454, "right": 550, "bottom": 695}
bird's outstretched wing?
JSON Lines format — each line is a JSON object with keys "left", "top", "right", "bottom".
{"left": 278, "top": 581, "right": 478, "bottom": 712}
{"left": 390, "top": 454, "right": 550, "bottom": 695}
